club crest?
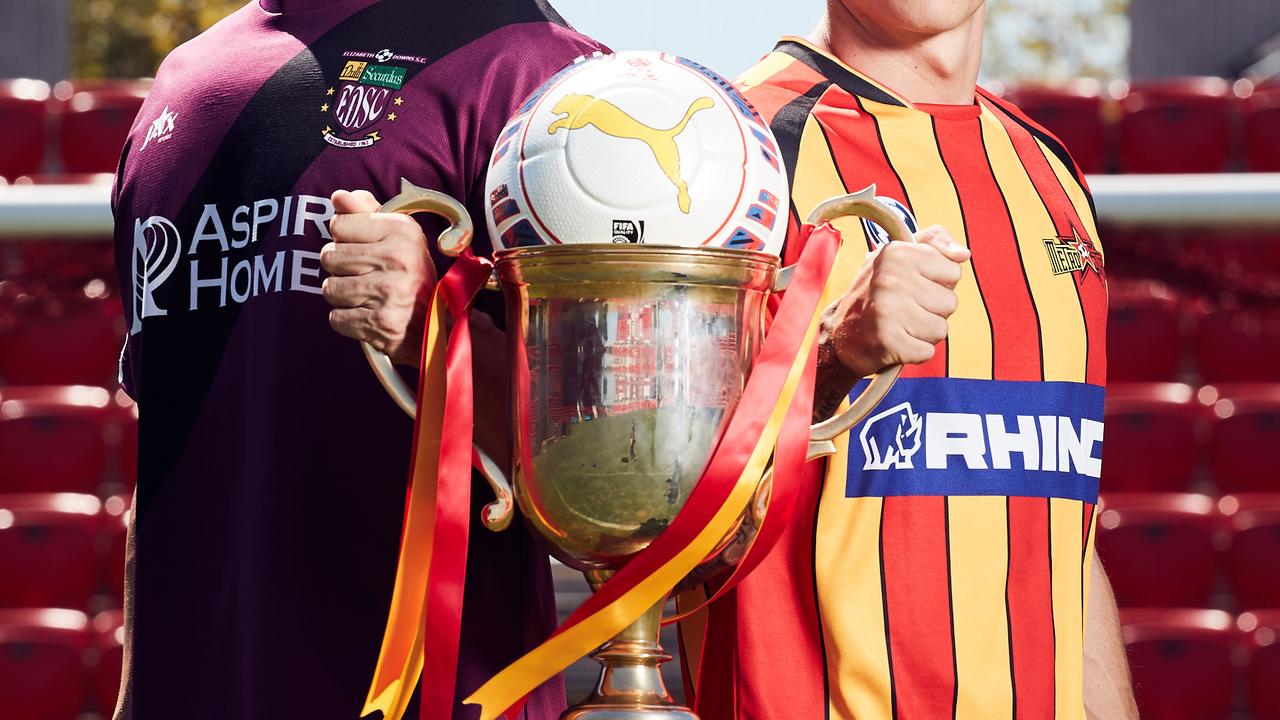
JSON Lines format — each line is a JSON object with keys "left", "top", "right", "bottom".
{"left": 320, "top": 49, "right": 426, "bottom": 149}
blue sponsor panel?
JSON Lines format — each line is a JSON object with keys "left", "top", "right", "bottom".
{"left": 843, "top": 378, "right": 1105, "bottom": 502}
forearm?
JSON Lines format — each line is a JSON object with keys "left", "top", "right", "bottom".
{"left": 1084, "top": 553, "right": 1138, "bottom": 720}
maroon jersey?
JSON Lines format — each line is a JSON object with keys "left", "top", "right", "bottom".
{"left": 111, "top": 1, "right": 603, "bottom": 718}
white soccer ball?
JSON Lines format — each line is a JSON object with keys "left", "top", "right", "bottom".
{"left": 484, "top": 51, "right": 789, "bottom": 255}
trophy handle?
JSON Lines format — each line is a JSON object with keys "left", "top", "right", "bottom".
{"left": 798, "top": 185, "right": 914, "bottom": 449}
{"left": 359, "top": 178, "right": 515, "bottom": 531}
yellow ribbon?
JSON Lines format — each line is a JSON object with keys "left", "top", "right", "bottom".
{"left": 464, "top": 235, "right": 861, "bottom": 720}
{"left": 362, "top": 285, "right": 450, "bottom": 720}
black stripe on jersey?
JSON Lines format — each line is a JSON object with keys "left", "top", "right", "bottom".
{"left": 976, "top": 117, "right": 1046, "bottom": 381}
{"left": 944, "top": 500, "right": 959, "bottom": 720}
{"left": 930, "top": 116, "right": 996, "bottom": 379}
{"left": 879, "top": 506, "right": 900, "bottom": 720}
{"left": 132, "top": 0, "right": 577, "bottom": 517}
{"left": 978, "top": 91, "right": 1099, "bottom": 223}
{"left": 775, "top": 40, "right": 907, "bottom": 108}
{"left": 983, "top": 96, "right": 1095, "bottom": 385}
{"left": 811, "top": 485, "right": 834, "bottom": 720}
{"left": 771, "top": 80, "right": 831, "bottom": 193}
{"left": 1005, "top": 499, "right": 1017, "bottom": 720}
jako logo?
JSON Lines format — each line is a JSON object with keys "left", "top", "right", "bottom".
{"left": 859, "top": 401, "right": 1104, "bottom": 478}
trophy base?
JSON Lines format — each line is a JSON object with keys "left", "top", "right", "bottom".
{"left": 563, "top": 574, "right": 698, "bottom": 720}
{"left": 561, "top": 704, "right": 698, "bottom": 720}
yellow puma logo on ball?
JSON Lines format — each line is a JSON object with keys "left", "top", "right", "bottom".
{"left": 548, "top": 94, "right": 715, "bottom": 214}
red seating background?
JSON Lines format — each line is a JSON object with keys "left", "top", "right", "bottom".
{"left": 2, "top": 74, "right": 1279, "bottom": 718}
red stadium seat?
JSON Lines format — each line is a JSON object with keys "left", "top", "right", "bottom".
{"left": 1241, "top": 609, "right": 1280, "bottom": 720}
{"left": 0, "top": 386, "right": 112, "bottom": 493}
{"left": 93, "top": 610, "right": 124, "bottom": 716}
{"left": 57, "top": 89, "right": 145, "bottom": 174}
{"left": 1195, "top": 307, "right": 1280, "bottom": 384}
{"left": 102, "top": 494, "right": 130, "bottom": 605}
{"left": 1102, "top": 384, "right": 1200, "bottom": 492}
{"left": 1096, "top": 493, "right": 1220, "bottom": 607}
{"left": 0, "top": 299, "right": 123, "bottom": 386}
{"left": 1002, "top": 80, "right": 1109, "bottom": 173}
{"left": 0, "top": 80, "right": 51, "bottom": 180}
{"left": 1243, "top": 88, "right": 1280, "bottom": 172}
{"left": 0, "top": 608, "right": 90, "bottom": 720}
{"left": 0, "top": 494, "right": 103, "bottom": 609}
{"left": 1221, "top": 494, "right": 1280, "bottom": 609}
{"left": 1121, "top": 608, "right": 1235, "bottom": 720}
{"left": 1107, "top": 281, "right": 1185, "bottom": 383}
{"left": 1118, "top": 78, "right": 1236, "bottom": 174}
{"left": 1208, "top": 391, "right": 1280, "bottom": 493}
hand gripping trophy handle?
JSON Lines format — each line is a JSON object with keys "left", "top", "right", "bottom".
{"left": 787, "top": 187, "right": 914, "bottom": 460}
{"left": 359, "top": 179, "right": 515, "bottom": 531}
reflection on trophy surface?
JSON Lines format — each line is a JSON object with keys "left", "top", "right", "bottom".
{"left": 502, "top": 247, "right": 769, "bottom": 575}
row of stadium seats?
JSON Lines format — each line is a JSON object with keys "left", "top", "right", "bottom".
{"left": 2, "top": 76, "right": 1279, "bottom": 181}
{"left": 1, "top": 487, "right": 1277, "bottom": 614}
{"left": 0, "top": 603, "right": 1267, "bottom": 720}
{"left": 1001, "top": 77, "right": 1280, "bottom": 174}
{"left": 4, "top": 380, "right": 1277, "bottom": 497}
{"left": 0, "top": 605, "right": 1275, "bottom": 720}
{"left": 2, "top": 276, "right": 1277, "bottom": 388}
{"left": 0, "top": 79, "right": 149, "bottom": 181}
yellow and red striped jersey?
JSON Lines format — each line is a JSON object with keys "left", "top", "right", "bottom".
{"left": 683, "top": 38, "right": 1108, "bottom": 720}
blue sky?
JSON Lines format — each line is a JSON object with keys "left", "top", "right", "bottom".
{"left": 552, "top": 0, "right": 828, "bottom": 79}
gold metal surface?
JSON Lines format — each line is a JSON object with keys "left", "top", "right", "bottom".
{"left": 361, "top": 179, "right": 513, "bottom": 531}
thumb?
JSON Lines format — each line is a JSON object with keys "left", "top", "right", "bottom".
{"left": 915, "top": 225, "right": 971, "bottom": 263}
{"left": 330, "top": 188, "right": 382, "bottom": 215}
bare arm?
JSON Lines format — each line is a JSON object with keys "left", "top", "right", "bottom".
{"left": 1084, "top": 553, "right": 1138, "bottom": 720}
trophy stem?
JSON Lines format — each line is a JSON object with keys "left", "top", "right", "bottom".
{"left": 561, "top": 571, "right": 697, "bottom": 720}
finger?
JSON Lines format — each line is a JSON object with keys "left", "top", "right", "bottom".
{"left": 330, "top": 189, "right": 381, "bottom": 214}
{"left": 327, "top": 306, "right": 377, "bottom": 343}
{"left": 901, "top": 304, "right": 950, "bottom": 346}
{"left": 888, "top": 326, "right": 938, "bottom": 366}
{"left": 914, "top": 225, "right": 971, "bottom": 264}
{"left": 913, "top": 246, "right": 964, "bottom": 288}
{"left": 319, "top": 242, "right": 379, "bottom": 276}
{"left": 321, "top": 274, "right": 383, "bottom": 309}
{"left": 913, "top": 281, "right": 959, "bottom": 317}
{"left": 330, "top": 211, "right": 420, "bottom": 245}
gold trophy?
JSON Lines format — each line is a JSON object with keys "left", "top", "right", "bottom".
{"left": 360, "top": 180, "right": 911, "bottom": 719}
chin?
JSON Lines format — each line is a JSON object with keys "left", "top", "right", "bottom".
{"left": 837, "top": 0, "right": 986, "bottom": 36}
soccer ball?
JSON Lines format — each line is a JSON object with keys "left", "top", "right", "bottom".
{"left": 484, "top": 51, "right": 789, "bottom": 256}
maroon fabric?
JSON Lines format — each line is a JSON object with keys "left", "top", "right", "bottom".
{"left": 110, "top": 2, "right": 604, "bottom": 718}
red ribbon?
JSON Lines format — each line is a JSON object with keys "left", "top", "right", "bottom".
{"left": 413, "top": 250, "right": 493, "bottom": 720}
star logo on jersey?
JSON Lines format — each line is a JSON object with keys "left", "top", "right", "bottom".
{"left": 321, "top": 54, "right": 412, "bottom": 149}
{"left": 140, "top": 105, "right": 178, "bottom": 150}
{"left": 1043, "top": 221, "right": 1104, "bottom": 284}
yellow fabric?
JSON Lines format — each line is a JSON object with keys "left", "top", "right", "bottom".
{"left": 1051, "top": 498, "right": 1088, "bottom": 720}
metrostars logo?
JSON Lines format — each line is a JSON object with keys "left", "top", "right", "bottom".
{"left": 1043, "top": 221, "right": 1104, "bottom": 284}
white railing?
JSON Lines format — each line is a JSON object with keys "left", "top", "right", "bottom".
{"left": 2, "top": 174, "right": 1280, "bottom": 238}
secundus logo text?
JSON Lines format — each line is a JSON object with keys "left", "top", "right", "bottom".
{"left": 859, "top": 400, "right": 1103, "bottom": 478}
{"left": 130, "top": 194, "right": 334, "bottom": 334}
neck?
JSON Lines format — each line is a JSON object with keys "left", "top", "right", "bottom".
{"left": 809, "top": 2, "right": 986, "bottom": 105}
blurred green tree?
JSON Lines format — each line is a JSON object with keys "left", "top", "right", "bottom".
{"left": 70, "top": 0, "right": 241, "bottom": 79}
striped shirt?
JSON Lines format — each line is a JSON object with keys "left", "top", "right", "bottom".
{"left": 685, "top": 38, "right": 1108, "bottom": 720}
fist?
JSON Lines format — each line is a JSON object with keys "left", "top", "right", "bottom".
{"left": 320, "top": 189, "right": 438, "bottom": 366}
{"left": 821, "top": 225, "right": 970, "bottom": 377}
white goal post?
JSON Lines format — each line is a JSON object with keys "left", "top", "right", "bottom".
{"left": 1, "top": 173, "right": 1279, "bottom": 239}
